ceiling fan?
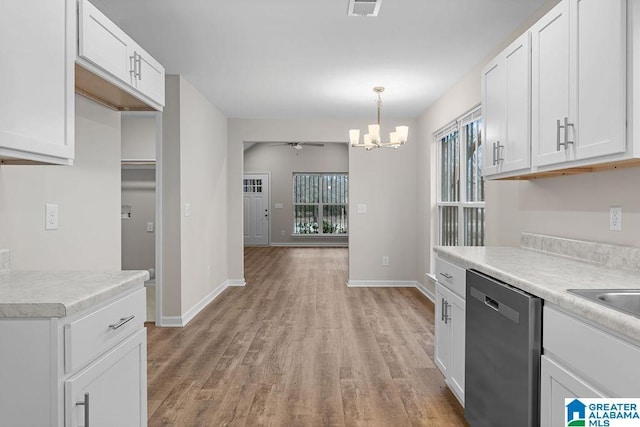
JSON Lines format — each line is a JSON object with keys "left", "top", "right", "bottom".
{"left": 268, "top": 142, "right": 325, "bottom": 150}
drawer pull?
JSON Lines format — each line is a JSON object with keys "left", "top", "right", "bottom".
{"left": 108, "top": 315, "right": 135, "bottom": 330}
{"left": 76, "top": 392, "right": 90, "bottom": 427}
{"left": 439, "top": 272, "right": 453, "bottom": 280}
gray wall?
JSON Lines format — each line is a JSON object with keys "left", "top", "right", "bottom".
{"left": 121, "top": 168, "right": 155, "bottom": 271}
{"left": 228, "top": 117, "right": 418, "bottom": 286}
{"left": 162, "top": 75, "right": 229, "bottom": 319}
{"left": 0, "top": 95, "right": 121, "bottom": 270}
{"left": 121, "top": 114, "right": 156, "bottom": 159}
{"left": 243, "top": 141, "right": 348, "bottom": 246}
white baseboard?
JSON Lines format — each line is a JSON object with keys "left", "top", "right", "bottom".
{"left": 159, "top": 316, "right": 184, "bottom": 327}
{"left": 347, "top": 280, "right": 419, "bottom": 288}
{"left": 346, "top": 279, "right": 435, "bottom": 302}
{"left": 269, "top": 242, "right": 349, "bottom": 247}
{"left": 415, "top": 281, "right": 435, "bottom": 302}
{"left": 159, "top": 279, "right": 242, "bottom": 327}
{"left": 226, "top": 278, "right": 246, "bottom": 287}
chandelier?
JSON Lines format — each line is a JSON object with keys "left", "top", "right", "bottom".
{"left": 349, "top": 87, "right": 409, "bottom": 150}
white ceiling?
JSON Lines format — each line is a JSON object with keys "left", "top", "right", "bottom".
{"left": 90, "top": 0, "right": 547, "bottom": 119}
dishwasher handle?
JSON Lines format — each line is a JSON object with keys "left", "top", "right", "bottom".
{"left": 470, "top": 286, "right": 520, "bottom": 324}
{"left": 485, "top": 296, "right": 500, "bottom": 311}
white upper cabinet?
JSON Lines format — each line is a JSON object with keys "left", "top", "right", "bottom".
{"left": 0, "top": 0, "right": 75, "bottom": 165}
{"left": 482, "top": 31, "right": 531, "bottom": 178}
{"left": 78, "top": 0, "right": 134, "bottom": 86}
{"left": 572, "top": 0, "right": 626, "bottom": 161}
{"left": 129, "top": 43, "right": 165, "bottom": 106}
{"left": 531, "top": 1, "right": 571, "bottom": 167}
{"left": 77, "top": 0, "right": 165, "bottom": 110}
{"left": 532, "top": 0, "right": 626, "bottom": 168}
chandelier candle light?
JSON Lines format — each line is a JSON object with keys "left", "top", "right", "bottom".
{"left": 349, "top": 87, "right": 409, "bottom": 150}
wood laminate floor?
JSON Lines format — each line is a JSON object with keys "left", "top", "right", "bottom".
{"left": 146, "top": 247, "right": 467, "bottom": 426}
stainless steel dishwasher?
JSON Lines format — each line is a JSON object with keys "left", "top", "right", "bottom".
{"left": 465, "top": 269, "right": 542, "bottom": 427}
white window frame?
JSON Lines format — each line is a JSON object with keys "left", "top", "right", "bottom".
{"left": 435, "top": 106, "right": 485, "bottom": 246}
{"left": 292, "top": 173, "right": 348, "bottom": 236}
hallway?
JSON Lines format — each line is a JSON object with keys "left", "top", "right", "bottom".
{"left": 146, "top": 247, "right": 467, "bottom": 426}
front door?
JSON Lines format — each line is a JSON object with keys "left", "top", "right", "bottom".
{"left": 243, "top": 173, "right": 269, "bottom": 246}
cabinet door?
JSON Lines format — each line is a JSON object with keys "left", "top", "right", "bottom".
{"left": 434, "top": 284, "right": 451, "bottom": 378}
{"left": 129, "top": 43, "right": 166, "bottom": 107}
{"left": 540, "top": 356, "right": 605, "bottom": 427}
{"left": 482, "top": 32, "right": 531, "bottom": 178}
{"left": 0, "top": 0, "right": 74, "bottom": 164}
{"left": 481, "top": 56, "right": 504, "bottom": 177}
{"left": 66, "top": 328, "right": 147, "bottom": 427}
{"left": 532, "top": 0, "right": 571, "bottom": 167}
{"left": 448, "top": 291, "right": 465, "bottom": 406}
{"left": 78, "top": 0, "right": 135, "bottom": 86}
{"left": 503, "top": 32, "right": 531, "bottom": 173}
{"left": 572, "top": 0, "right": 626, "bottom": 160}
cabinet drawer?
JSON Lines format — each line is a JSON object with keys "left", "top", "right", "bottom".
{"left": 435, "top": 257, "right": 466, "bottom": 298}
{"left": 543, "top": 305, "right": 640, "bottom": 396}
{"left": 64, "top": 288, "right": 145, "bottom": 373}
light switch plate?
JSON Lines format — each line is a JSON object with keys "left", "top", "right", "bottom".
{"left": 184, "top": 202, "right": 192, "bottom": 217}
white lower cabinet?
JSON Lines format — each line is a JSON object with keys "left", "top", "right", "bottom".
{"left": 0, "top": 288, "right": 147, "bottom": 426}
{"left": 66, "top": 328, "right": 147, "bottom": 427}
{"left": 540, "top": 305, "right": 640, "bottom": 427}
{"left": 434, "top": 257, "right": 466, "bottom": 406}
{"left": 540, "top": 355, "right": 605, "bottom": 427}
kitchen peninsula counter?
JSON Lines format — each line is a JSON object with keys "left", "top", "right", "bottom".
{"left": 0, "top": 269, "right": 148, "bottom": 318}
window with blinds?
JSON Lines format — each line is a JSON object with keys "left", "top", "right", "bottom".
{"left": 435, "top": 107, "right": 485, "bottom": 246}
{"left": 293, "top": 173, "right": 348, "bottom": 235}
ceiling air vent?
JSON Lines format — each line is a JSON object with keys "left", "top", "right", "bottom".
{"left": 347, "top": 0, "right": 381, "bottom": 17}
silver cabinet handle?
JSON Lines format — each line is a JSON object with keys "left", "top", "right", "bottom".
{"left": 76, "top": 392, "right": 89, "bottom": 427}
{"left": 136, "top": 52, "right": 142, "bottom": 80}
{"left": 109, "top": 315, "right": 135, "bottom": 330}
{"left": 129, "top": 55, "right": 136, "bottom": 80}
{"left": 496, "top": 142, "right": 504, "bottom": 163}
{"left": 439, "top": 272, "right": 453, "bottom": 280}
{"left": 492, "top": 142, "right": 497, "bottom": 165}
{"left": 443, "top": 300, "right": 451, "bottom": 324}
{"left": 558, "top": 117, "right": 575, "bottom": 150}
{"left": 441, "top": 298, "right": 446, "bottom": 321}
{"left": 564, "top": 117, "right": 574, "bottom": 148}
{"left": 492, "top": 141, "right": 504, "bottom": 165}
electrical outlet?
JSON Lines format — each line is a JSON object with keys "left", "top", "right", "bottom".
{"left": 281, "top": 230, "right": 285, "bottom": 236}
{"left": 382, "top": 256, "right": 389, "bottom": 266}
{"left": 45, "top": 204, "right": 58, "bottom": 230}
{"left": 146, "top": 222, "right": 154, "bottom": 232}
{"left": 610, "top": 206, "right": 622, "bottom": 231}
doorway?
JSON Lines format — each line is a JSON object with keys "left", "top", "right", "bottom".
{"left": 243, "top": 173, "right": 270, "bottom": 246}
{"left": 121, "top": 112, "right": 161, "bottom": 323}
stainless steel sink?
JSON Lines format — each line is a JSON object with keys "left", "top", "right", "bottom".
{"left": 568, "top": 289, "right": 640, "bottom": 318}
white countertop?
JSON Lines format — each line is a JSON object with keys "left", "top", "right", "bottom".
{"left": 434, "top": 244, "right": 640, "bottom": 343}
{"left": 0, "top": 270, "right": 149, "bottom": 318}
